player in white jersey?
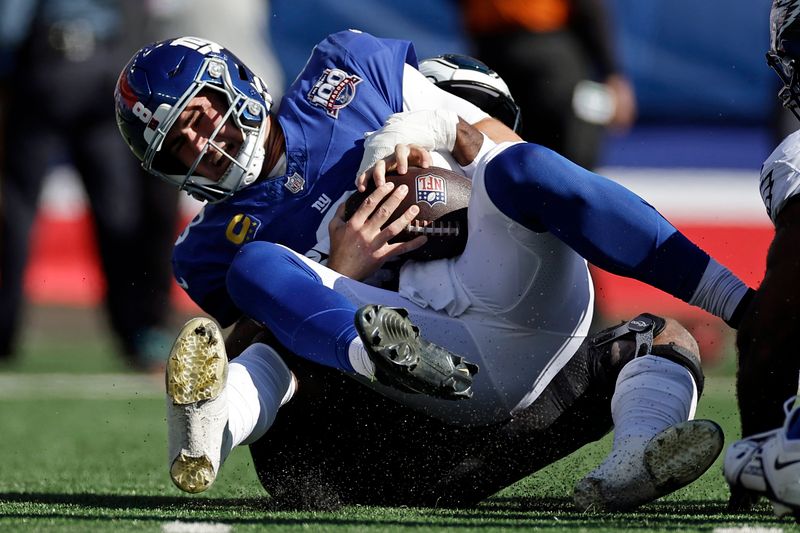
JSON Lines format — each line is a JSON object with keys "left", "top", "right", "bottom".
{"left": 115, "top": 33, "right": 752, "bottom": 510}
{"left": 725, "top": 0, "right": 800, "bottom": 517}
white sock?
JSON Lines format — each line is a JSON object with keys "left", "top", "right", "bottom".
{"left": 347, "top": 337, "right": 375, "bottom": 379}
{"left": 220, "top": 343, "right": 296, "bottom": 463}
{"left": 688, "top": 258, "right": 749, "bottom": 322}
{"left": 583, "top": 354, "right": 698, "bottom": 486}
{"left": 575, "top": 354, "right": 704, "bottom": 512}
{"left": 609, "top": 355, "right": 698, "bottom": 456}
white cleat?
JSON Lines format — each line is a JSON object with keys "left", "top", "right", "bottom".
{"left": 724, "top": 397, "right": 800, "bottom": 518}
{"left": 574, "top": 419, "right": 724, "bottom": 512}
{"left": 166, "top": 317, "right": 229, "bottom": 494}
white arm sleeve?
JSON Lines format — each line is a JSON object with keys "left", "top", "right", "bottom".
{"left": 401, "top": 63, "right": 489, "bottom": 124}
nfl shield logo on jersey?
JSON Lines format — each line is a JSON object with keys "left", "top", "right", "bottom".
{"left": 415, "top": 173, "right": 447, "bottom": 207}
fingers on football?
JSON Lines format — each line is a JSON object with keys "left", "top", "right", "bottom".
{"left": 350, "top": 182, "right": 395, "bottom": 226}
{"left": 356, "top": 159, "right": 387, "bottom": 192}
{"left": 355, "top": 171, "right": 369, "bottom": 192}
{"left": 371, "top": 159, "right": 389, "bottom": 188}
{"left": 386, "top": 234, "right": 427, "bottom": 259}
{"left": 378, "top": 200, "right": 418, "bottom": 242}
{"left": 394, "top": 144, "right": 431, "bottom": 175}
{"left": 369, "top": 184, "right": 410, "bottom": 228}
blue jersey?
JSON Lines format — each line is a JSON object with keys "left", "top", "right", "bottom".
{"left": 173, "top": 30, "right": 418, "bottom": 326}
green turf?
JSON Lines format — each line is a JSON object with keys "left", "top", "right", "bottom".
{"left": 0, "top": 307, "right": 793, "bottom": 531}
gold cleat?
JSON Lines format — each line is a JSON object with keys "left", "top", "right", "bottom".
{"left": 166, "top": 317, "right": 229, "bottom": 494}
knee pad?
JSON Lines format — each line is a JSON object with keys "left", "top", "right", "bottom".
{"left": 649, "top": 343, "right": 704, "bottom": 396}
{"left": 590, "top": 313, "right": 704, "bottom": 395}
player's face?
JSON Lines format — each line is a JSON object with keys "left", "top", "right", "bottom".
{"left": 163, "top": 90, "right": 244, "bottom": 182}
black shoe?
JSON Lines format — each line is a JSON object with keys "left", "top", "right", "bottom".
{"left": 354, "top": 305, "right": 478, "bottom": 400}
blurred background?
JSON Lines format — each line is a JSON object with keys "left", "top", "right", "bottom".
{"left": 0, "top": 0, "right": 776, "bottom": 374}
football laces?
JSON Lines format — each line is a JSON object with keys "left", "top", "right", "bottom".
{"left": 406, "top": 220, "right": 461, "bottom": 237}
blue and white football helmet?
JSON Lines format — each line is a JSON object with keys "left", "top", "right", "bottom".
{"left": 769, "top": 0, "right": 800, "bottom": 120}
{"left": 418, "top": 54, "right": 521, "bottom": 133}
{"left": 115, "top": 36, "right": 273, "bottom": 203}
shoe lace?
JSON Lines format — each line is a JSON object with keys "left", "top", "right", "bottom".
{"left": 784, "top": 396, "right": 800, "bottom": 440}
{"left": 784, "top": 395, "right": 798, "bottom": 417}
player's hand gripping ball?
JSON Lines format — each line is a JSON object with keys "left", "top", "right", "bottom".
{"left": 344, "top": 167, "right": 470, "bottom": 261}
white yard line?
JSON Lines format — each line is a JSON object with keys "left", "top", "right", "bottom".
{"left": 713, "top": 528, "right": 784, "bottom": 533}
{"left": 0, "top": 373, "right": 162, "bottom": 399}
{"left": 162, "top": 522, "right": 232, "bottom": 533}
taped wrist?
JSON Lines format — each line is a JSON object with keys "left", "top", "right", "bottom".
{"left": 430, "top": 109, "right": 459, "bottom": 152}
{"left": 379, "top": 109, "right": 459, "bottom": 151}
{"left": 356, "top": 109, "right": 459, "bottom": 178}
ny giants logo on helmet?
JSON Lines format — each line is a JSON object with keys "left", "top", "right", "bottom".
{"left": 117, "top": 38, "right": 228, "bottom": 134}
{"left": 170, "top": 36, "right": 223, "bottom": 56}
{"left": 415, "top": 173, "right": 447, "bottom": 207}
{"left": 308, "top": 68, "right": 362, "bottom": 118}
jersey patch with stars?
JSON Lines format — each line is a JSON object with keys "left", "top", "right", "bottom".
{"left": 307, "top": 68, "right": 363, "bottom": 118}
{"left": 225, "top": 213, "right": 262, "bottom": 245}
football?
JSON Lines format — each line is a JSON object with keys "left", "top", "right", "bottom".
{"left": 344, "top": 166, "right": 471, "bottom": 261}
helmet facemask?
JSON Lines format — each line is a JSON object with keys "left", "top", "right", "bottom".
{"left": 768, "top": 49, "right": 800, "bottom": 121}
{"left": 769, "top": 1, "right": 800, "bottom": 121}
{"left": 143, "top": 56, "right": 270, "bottom": 203}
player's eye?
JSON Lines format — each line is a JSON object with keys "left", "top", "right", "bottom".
{"left": 165, "top": 130, "right": 186, "bottom": 156}
{"left": 165, "top": 110, "right": 202, "bottom": 156}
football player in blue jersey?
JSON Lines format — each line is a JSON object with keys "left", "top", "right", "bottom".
{"left": 115, "top": 32, "right": 752, "bottom": 509}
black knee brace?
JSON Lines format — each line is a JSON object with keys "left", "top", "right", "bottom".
{"left": 591, "top": 313, "right": 704, "bottom": 395}
{"left": 650, "top": 343, "right": 704, "bottom": 396}
{"left": 592, "top": 312, "right": 667, "bottom": 356}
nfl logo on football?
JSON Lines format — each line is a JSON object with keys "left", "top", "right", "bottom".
{"left": 416, "top": 174, "right": 447, "bottom": 207}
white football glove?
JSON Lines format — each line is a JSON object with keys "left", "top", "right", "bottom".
{"left": 356, "top": 109, "right": 459, "bottom": 179}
